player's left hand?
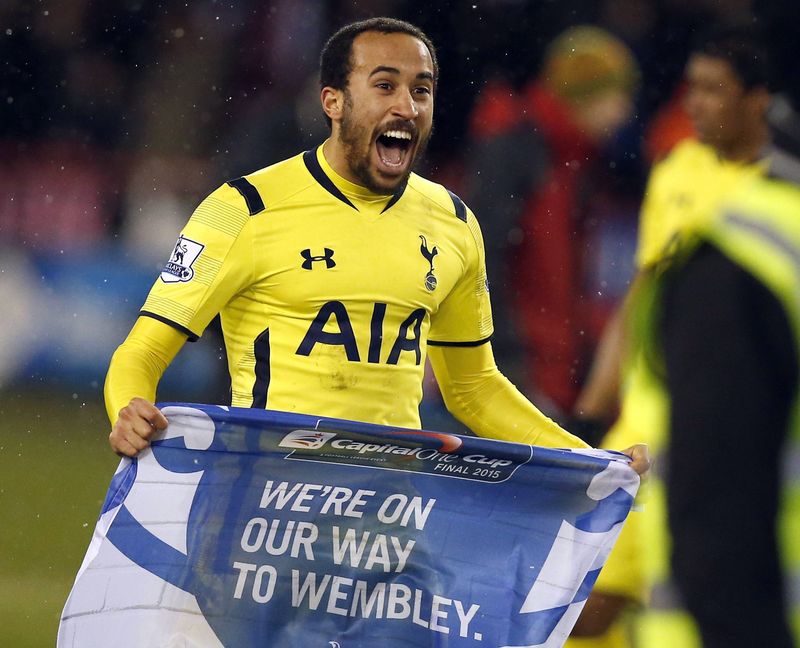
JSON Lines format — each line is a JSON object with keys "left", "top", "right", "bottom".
{"left": 621, "top": 443, "right": 651, "bottom": 476}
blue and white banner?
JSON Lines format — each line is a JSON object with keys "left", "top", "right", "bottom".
{"left": 58, "top": 404, "right": 639, "bottom": 648}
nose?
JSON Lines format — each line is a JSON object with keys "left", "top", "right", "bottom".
{"left": 392, "top": 88, "right": 418, "bottom": 119}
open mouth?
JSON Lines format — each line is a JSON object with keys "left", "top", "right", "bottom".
{"left": 375, "top": 129, "right": 414, "bottom": 173}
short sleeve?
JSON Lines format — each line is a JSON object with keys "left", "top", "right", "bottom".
{"left": 140, "top": 183, "right": 254, "bottom": 340}
{"left": 428, "top": 208, "right": 494, "bottom": 345}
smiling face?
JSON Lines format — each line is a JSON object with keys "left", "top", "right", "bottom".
{"left": 321, "top": 31, "right": 435, "bottom": 194}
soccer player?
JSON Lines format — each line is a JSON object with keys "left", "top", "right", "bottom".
{"left": 569, "top": 24, "right": 771, "bottom": 648}
{"left": 104, "top": 17, "right": 649, "bottom": 478}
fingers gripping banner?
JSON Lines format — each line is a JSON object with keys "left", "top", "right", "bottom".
{"left": 58, "top": 404, "right": 639, "bottom": 648}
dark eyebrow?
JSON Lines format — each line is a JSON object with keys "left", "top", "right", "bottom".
{"left": 369, "top": 66, "right": 401, "bottom": 77}
{"left": 368, "top": 66, "right": 435, "bottom": 83}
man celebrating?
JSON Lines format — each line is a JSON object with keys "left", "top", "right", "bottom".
{"left": 105, "top": 18, "right": 649, "bottom": 475}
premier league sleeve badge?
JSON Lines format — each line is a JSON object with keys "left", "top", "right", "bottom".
{"left": 161, "top": 235, "right": 205, "bottom": 283}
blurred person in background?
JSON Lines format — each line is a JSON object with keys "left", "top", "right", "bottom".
{"left": 659, "top": 87, "right": 800, "bottom": 646}
{"left": 570, "top": 22, "right": 773, "bottom": 648}
{"left": 465, "top": 25, "right": 640, "bottom": 418}
{"left": 644, "top": 8, "right": 800, "bottom": 638}
{"left": 103, "top": 17, "right": 652, "bottom": 476}
{"left": 575, "top": 23, "right": 771, "bottom": 430}
{"left": 658, "top": 8, "right": 800, "bottom": 645}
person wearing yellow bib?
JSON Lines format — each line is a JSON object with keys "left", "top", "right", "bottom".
{"left": 657, "top": 9, "right": 800, "bottom": 642}
{"left": 569, "top": 24, "right": 771, "bottom": 648}
{"left": 657, "top": 87, "right": 800, "bottom": 647}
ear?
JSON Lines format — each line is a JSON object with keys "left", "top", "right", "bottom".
{"left": 321, "top": 87, "right": 345, "bottom": 123}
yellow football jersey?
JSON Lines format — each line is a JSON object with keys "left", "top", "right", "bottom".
{"left": 636, "top": 138, "right": 765, "bottom": 270}
{"left": 140, "top": 145, "right": 493, "bottom": 428}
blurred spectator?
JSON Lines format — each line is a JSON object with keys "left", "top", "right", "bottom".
{"left": 657, "top": 7, "right": 800, "bottom": 645}
{"left": 1, "top": 1, "right": 158, "bottom": 146}
{"left": 0, "top": 1, "right": 156, "bottom": 253}
{"left": 661, "top": 93, "right": 800, "bottom": 647}
{"left": 466, "top": 25, "right": 640, "bottom": 415}
{"left": 573, "top": 22, "right": 772, "bottom": 648}
{"left": 132, "top": 2, "right": 247, "bottom": 157}
{"left": 575, "top": 23, "right": 771, "bottom": 429}
{"left": 121, "top": 153, "right": 213, "bottom": 263}
{"left": 214, "top": 72, "right": 329, "bottom": 181}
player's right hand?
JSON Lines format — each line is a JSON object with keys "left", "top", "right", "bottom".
{"left": 109, "top": 397, "right": 168, "bottom": 457}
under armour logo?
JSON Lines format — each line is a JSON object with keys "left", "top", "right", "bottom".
{"left": 419, "top": 235, "right": 438, "bottom": 291}
{"left": 301, "top": 248, "right": 336, "bottom": 270}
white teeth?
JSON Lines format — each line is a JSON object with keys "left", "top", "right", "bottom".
{"left": 383, "top": 130, "right": 412, "bottom": 140}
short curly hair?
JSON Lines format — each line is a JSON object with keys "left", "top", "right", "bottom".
{"left": 319, "top": 17, "right": 439, "bottom": 128}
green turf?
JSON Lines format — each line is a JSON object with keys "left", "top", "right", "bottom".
{"left": 0, "top": 389, "right": 120, "bottom": 647}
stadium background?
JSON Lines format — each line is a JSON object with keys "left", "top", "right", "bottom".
{"left": 0, "top": 0, "right": 751, "bottom": 645}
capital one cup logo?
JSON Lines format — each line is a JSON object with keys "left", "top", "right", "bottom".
{"left": 279, "top": 430, "right": 337, "bottom": 449}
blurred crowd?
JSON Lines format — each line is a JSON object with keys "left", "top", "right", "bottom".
{"left": 0, "top": 0, "right": 751, "bottom": 408}
{"left": 5, "top": 2, "right": 800, "bottom": 647}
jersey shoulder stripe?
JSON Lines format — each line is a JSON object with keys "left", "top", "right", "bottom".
{"left": 242, "top": 153, "right": 328, "bottom": 214}
{"left": 227, "top": 177, "right": 265, "bottom": 215}
{"left": 446, "top": 189, "right": 468, "bottom": 222}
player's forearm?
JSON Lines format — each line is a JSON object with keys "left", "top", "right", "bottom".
{"left": 448, "top": 370, "right": 588, "bottom": 448}
{"left": 104, "top": 344, "right": 162, "bottom": 425}
{"left": 104, "top": 317, "right": 187, "bottom": 425}
{"left": 429, "top": 345, "right": 588, "bottom": 449}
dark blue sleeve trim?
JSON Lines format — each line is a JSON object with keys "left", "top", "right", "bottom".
{"left": 427, "top": 335, "right": 491, "bottom": 347}
{"left": 139, "top": 311, "right": 199, "bottom": 342}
